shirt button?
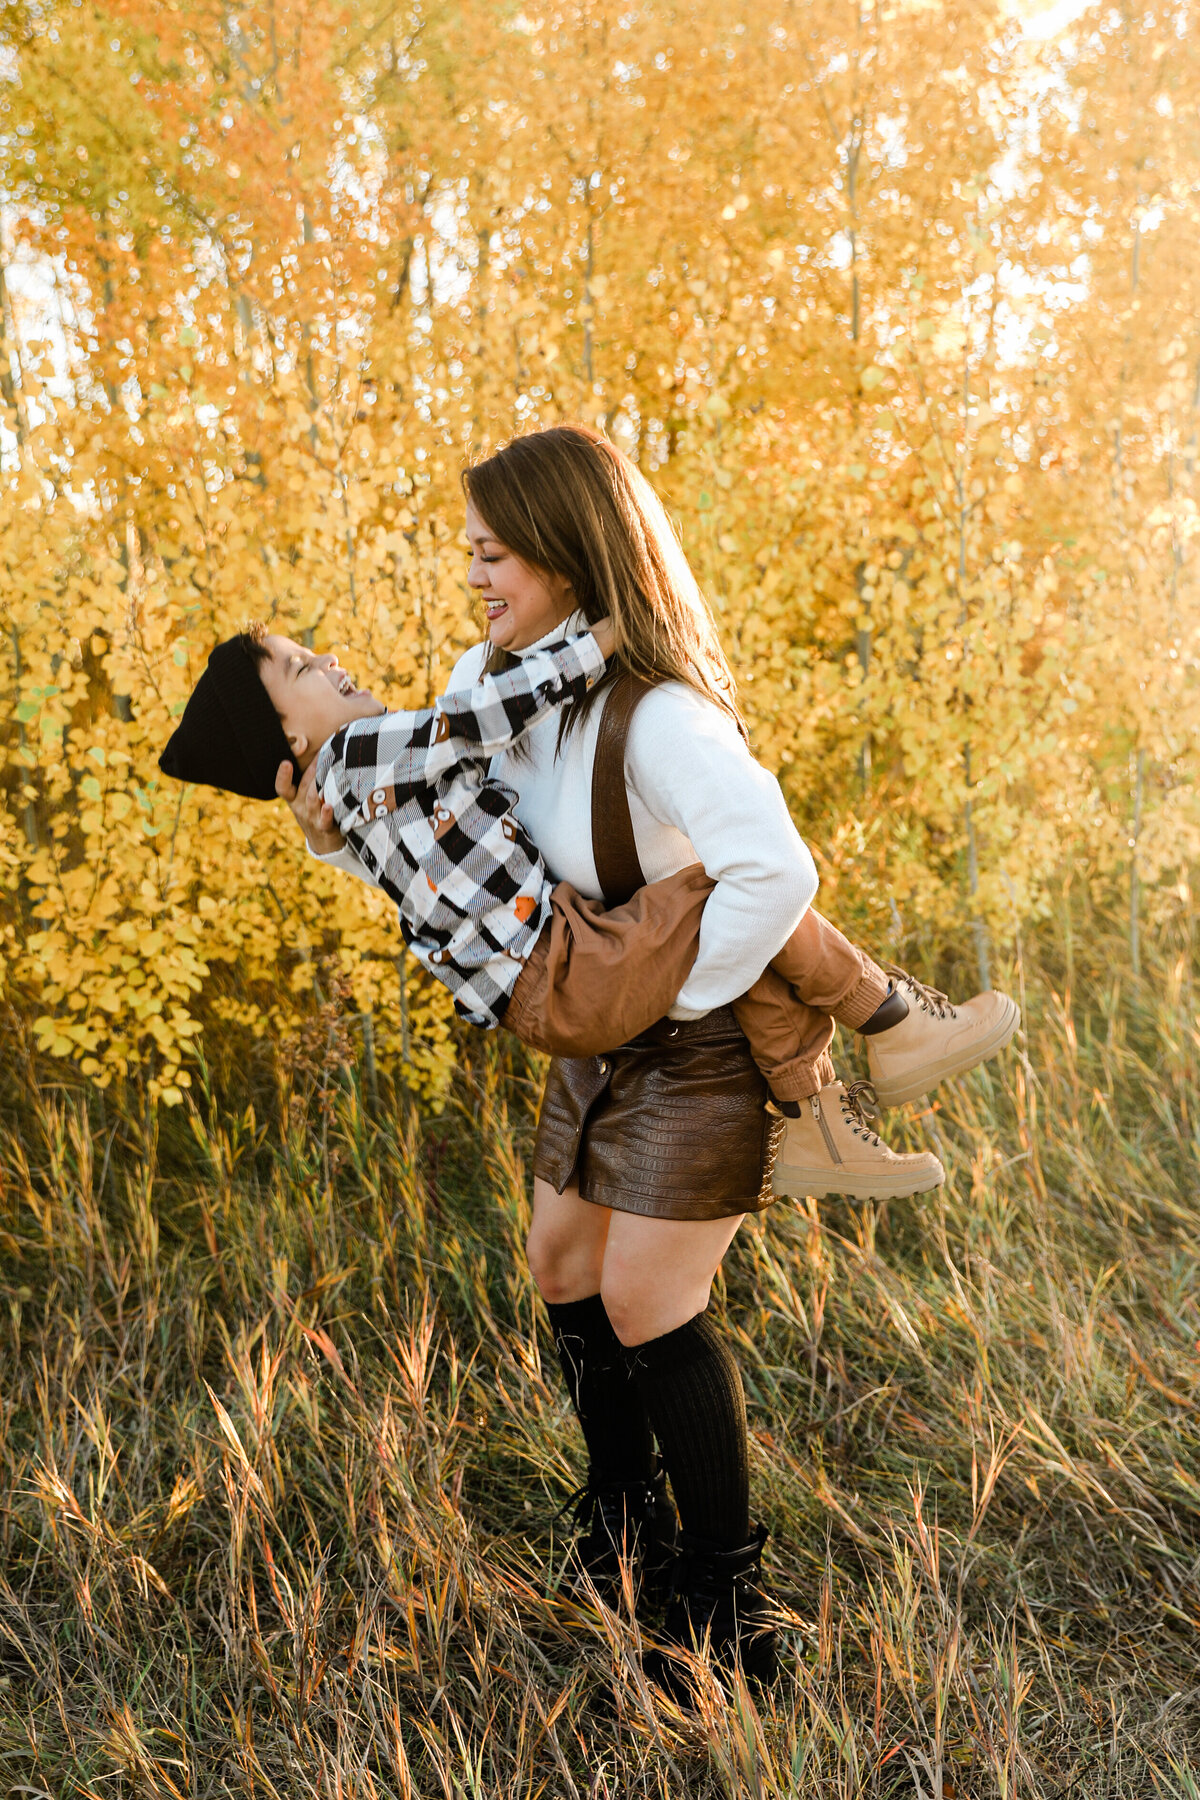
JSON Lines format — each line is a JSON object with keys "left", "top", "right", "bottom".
{"left": 598, "top": 1059, "right": 609, "bottom": 1074}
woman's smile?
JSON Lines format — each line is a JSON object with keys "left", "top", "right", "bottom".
{"left": 465, "top": 500, "right": 575, "bottom": 651}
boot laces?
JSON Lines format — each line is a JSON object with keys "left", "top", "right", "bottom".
{"left": 559, "top": 1476, "right": 654, "bottom": 1543}
{"left": 884, "top": 964, "right": 957, "bottom": 1020}
{"left": 840, "top": 1079, "right": 882, "bottom": 1146}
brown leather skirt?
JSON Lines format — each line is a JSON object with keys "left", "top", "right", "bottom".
{"left": 532, "top": 1006, "right": 784, "bottom": 1221}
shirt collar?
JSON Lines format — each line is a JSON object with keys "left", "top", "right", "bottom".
{"left": 511, "top": 608, "right": 590, "bottom": 659}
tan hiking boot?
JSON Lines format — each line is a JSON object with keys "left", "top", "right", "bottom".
{"left": 771, "top": 1080, "right": 944, "bottom": 1201}
{"left": 867, "top": 968, "right": 1020, "bottom": 1107}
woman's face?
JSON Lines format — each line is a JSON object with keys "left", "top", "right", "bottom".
{"left": 465, "top": 501, "right": 575, "bottom": 652}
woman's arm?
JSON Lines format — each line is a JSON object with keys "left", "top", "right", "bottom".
{"left": 625, "top": 687, "right": 818, "bottom": 1019}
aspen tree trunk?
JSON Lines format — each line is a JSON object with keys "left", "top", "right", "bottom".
{"left": 964, "top": 750, "right": 990, "bottom": 992}
{"left": 958, "top": 344, "right": 991, "bottom": 994}
{"left": 0, "top": 237, "right": 38, "bottom": 852}
{"left": 1116, "top": 183, "right": 1147, "bottom": 983}
{"left": 843, "top": 41, "right": 870, "bottom": 793}
{"left": 583, "top": 208, "right": 595, "bottom": 392}
{"left": 856, "top": 560, "right": 872, "bottom": 793}
{"left": 1129, "top": 745, "right": 1145, "bottom": 979}
{"left": 360, "top": 1010, "right": 379, "bottom": 1111}
{"left": 397, "top": 950, "right": 411, "bottom": 1064}
{"left": 7, "top": 625, "right": 38, "bottom": 852}
{"left": 0, "top": 238, "right": 31, "bottom": 443}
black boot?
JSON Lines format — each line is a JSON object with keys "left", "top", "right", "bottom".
{"left": 560, "top": 1462, "right": 679, "bottom": 1611}
{"left": 646, "top": 1524, "right": 778, "bottom": 1697}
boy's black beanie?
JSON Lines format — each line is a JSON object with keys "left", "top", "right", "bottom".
{"left": 159, "top": 636, "right": 296, "bottom": 801}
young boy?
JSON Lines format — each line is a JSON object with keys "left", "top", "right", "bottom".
{"left": 160, "top": 624, "right": 1019, "bottom": 1200}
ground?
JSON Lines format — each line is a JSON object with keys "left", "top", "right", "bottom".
{"left": 2, "top": 923, "right": 1199, "bottom": 1797}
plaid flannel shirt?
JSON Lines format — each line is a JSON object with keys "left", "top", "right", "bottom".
{"left": 314, "top": 632, "right": 609, "bottom": 1027}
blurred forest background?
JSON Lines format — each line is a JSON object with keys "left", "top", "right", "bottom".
{"left": 3, "top": 0, "right": 1200, "bottom": 1794}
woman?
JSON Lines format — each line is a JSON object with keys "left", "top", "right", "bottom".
{"left": 283, "top": 426, "right": 993, "bottom": 1689}
{"left": 459, "top": 426, "right": 816, "bottom": 1687}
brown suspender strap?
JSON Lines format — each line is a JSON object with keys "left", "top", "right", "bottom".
{"left": 591, "top": 671, "right": 652, "bottom": 906}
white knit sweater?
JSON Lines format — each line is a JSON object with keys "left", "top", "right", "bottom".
{"left": 315, "top": 613, "right": 818, "bottom": 1020}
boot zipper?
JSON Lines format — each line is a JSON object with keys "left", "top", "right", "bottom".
{"left": 810, "top": 1093, "right": 842, "bottom": 1167}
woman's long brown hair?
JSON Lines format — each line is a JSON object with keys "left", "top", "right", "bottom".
{"left": 462, "top": 424, "right": 746, "bottom": 748}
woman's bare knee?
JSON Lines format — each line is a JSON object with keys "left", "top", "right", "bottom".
{"left": 600, "top": 1273, "right": 713, "bottom": 1348}
{"left": 526, "top": 1178, "right": 607, "bottom": 1303}
{"left": 600, "top": 1210, "right": 745, "bottom": 1347}
{"left": 526, "top": 1227, "right": 600, "bottom": 1303}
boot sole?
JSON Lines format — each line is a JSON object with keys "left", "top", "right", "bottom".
{"left": 871, "top": 996, "right": 1021, "bottom": 1108}
{"left": 771, "top": 1156, "right": 945, "bottom": 1201}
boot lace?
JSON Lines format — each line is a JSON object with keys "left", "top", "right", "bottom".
{"left": 557, "top": 1475, "right": 677, "bottom": 1604}
{"left": 884, "top": 964, "right": 957, "bottom": 1020}
{"left": 558, "top": 1477, "right": 654, "bottom": 1548}
{"left": 840, "top": 1078, "right": 883, "bottom": 1146}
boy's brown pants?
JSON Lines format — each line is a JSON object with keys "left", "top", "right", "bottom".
{"left": 504, "top": 864, "right": 889, "bottom": 1101}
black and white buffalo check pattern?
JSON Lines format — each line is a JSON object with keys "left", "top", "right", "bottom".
{"left": 314, "top": 633, "right": 608, "bottom": 1027}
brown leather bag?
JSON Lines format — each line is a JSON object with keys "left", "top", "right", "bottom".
{"left": 590, "top": 670, "right": 653, "bottom": 905}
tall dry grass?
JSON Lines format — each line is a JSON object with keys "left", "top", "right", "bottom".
{"left": 2, "top": 905, "right": 1200, "bottom": 1797}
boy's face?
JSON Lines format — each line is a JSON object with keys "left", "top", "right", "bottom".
{"left": 257, "top": 636, "right": 384, "bottom": 768}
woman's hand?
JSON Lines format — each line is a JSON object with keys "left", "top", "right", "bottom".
{"left": 275, "top": 759, "right": 344, "bottom": 854}
{"left": 590, "top": 616, "right": 616, "bottom": 658}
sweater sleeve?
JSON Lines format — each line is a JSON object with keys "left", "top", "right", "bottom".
{"left": 305, "top": 836, "right": 378, "bottom": 886}
{"left": 624, "top": 686, "right": 819, "bottom": 1019}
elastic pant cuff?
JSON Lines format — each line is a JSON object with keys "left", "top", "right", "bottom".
{"left": 766, "top": 1049, "right": 836, "bottom": 1104}
{"left": 829, "top": 964, "right": 890, "bottom": 1031}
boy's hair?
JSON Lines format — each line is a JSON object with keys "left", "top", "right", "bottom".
{"left": 240, "top": 619, "right": 270, "bottom": 665}
{"left": 159, "top": 625, "right": 297, "bottom": 800}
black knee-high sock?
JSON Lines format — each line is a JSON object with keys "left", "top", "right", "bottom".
{"left": 546, "top": 1294, "right": 656, "bottom": 1488}
{"left": 628, "top": 1309, "right": 751, "bottom": 1549}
